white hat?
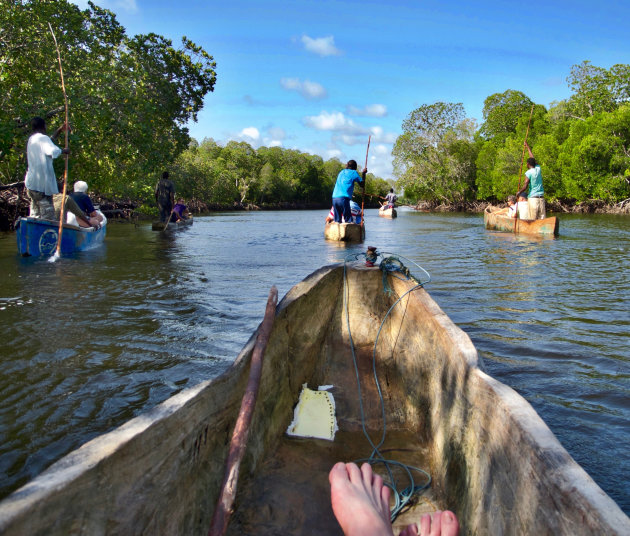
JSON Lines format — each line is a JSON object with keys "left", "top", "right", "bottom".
{"left": 74, "top": 181, "right": 88, "bottom": 193}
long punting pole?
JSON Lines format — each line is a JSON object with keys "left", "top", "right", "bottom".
{"left": 163, "top": 209, "right": 174, "bottom": 231}
{"left": 514, "top": 104, "right": 535, "bottom": 232}
{"left": 361, "top": 135, "right": 371, "bottom": 225}
{"left": 208, "top": 286, "right": 278, "bottom": 536}
{"left": 48, "top": 23, "right": 69, "bottom": 259}
{"left": 517, "top": 104, "right": 535, "bottom": 192}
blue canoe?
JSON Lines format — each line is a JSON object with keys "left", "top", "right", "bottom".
{"left": 15, "top": 217, "right": 107, "bottom": 257}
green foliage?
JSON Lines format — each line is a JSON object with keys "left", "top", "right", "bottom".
{"left": 473, "top": 141, "right": 498, "bottom": 199}
{"left": 0, "top": 0, "right": 216, "bottom": 200}
{"left": 4, "top": 4, "right": 627, "bottom": 211}
{"left": 480, "top": 90, "right": 534, "bottom": 143}
{"left": 558, "top": 105, "right": 630, "bottom": 201}
{"left": 565, "top": 61, "right": 630, "bottom": 119}
{"left": 395, "top": 62, "right": 630, "bottom": 205}
{"left": 393, "top": 103, "right": 479, "bottom": 202}
{"left": 170, "top": 141, "right": 389, "bottom": 206}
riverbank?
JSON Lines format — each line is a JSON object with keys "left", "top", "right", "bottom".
{"left": 1, "top": 183, "right": 628, "bottom": 231}
{"left": 0, "top": 186, "right": 375, "bottom": 231}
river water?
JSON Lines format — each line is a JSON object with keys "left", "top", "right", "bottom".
{"left": 0, "top": 209, "right": 628, "bottom": 515}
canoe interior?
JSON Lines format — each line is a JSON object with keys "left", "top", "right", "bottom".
{"left": 231, "top": 429, "right": 437, "bottom": 535}
{"left": 483, "top": 206, "right": 559, "bottom": 236}
{"left": 151, "top": 216, "right": 194, "bottom": 231}
{"left": 0, "top": 264, "right": 627, "bottom": 535}
{"left": 15, "top": 217, "right": 107, "bottom": 256}
{"left": 324, "top": 221, "right": 365, "bottom": 242}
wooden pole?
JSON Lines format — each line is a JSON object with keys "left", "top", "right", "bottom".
{"left": 514, "top": 104, "right": 535, "bottom": 232}
{"left": 517, "top": 104, "right": 535, "bottom": 193}
{"left": 208, "top": 286, "right": 278, "bottom": 536}
{"left": 163, "top": 209, "right": 174, "bottom": 230}
{"left": 48, "top": 24, "right": 69, "bottom": 258}
{"left": 361, "top": 135, "right": 371, "bottom": 225}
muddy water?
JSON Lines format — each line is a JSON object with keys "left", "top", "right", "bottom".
{"left": 0, "top": 209, "right": 628, "bottom": 514}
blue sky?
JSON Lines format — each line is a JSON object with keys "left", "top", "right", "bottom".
{"left": 73, "top": 0, "right": 630, "bottom": 178}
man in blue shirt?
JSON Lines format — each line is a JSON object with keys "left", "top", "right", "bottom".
{"left": 69, "top": 181, "right": 103, "bottom": 226}
{"left": 517, "top": 141, "right": 545, "bottom": 219}
{"left": 332, "top": 160, "right": 367, "bottom": 224}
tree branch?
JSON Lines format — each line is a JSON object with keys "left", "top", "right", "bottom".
{"left": 0, "top": 181, "right": 25, "bottom": 191}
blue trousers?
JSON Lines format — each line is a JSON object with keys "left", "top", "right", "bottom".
{"left": 332, "top": 197, "right": 352, "bottom": 223}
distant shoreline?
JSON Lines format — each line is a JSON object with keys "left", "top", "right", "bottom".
{"left": 1, "top": 185, "right": 628, "bottom": 232}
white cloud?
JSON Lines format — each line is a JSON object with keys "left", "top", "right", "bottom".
{"left": 303, "top": 112, "right": 398, "bottom": 146}
{"left": 280, "top": 78, "right": 300, "bottom": 90}
{"left": 368, "top": 154, "right": 394, "bottom": 179}
{"left": 301, "top": 140, "right": 393, "bottom": 177}
{"left": 239, "top": 127, "right": 260, "bottom": 142}
{"left": 280, "top": 78, "right": 327, "bottom": 100}
{"left": 302, "top": 111, "right": 367, "bottom": 135}
{"left": 369, "top": 126, "right": 398, "bottom": 144}
{"left": 338, "top": 135, "right": 362, "bottom": 145}
{"left": 346, "top": 104, "right": 388, "bottom": 117}
{"left": 301, "top": 35, "right": 341, "bottom": 56}
{"left": 71, "top": 0, "right": 138, "bottom": 13}
{"left": 326, "top": 148, "right": 344, "bottom": 160}
{"left": 267, "top": 126, "right": 286, "bottom": 140}
{"left": 372, "top": 144, "right": 390, "bottom": 157}
{"left": 263, "top": 126, "right": 286, "bottom": 147}
{"left": 301, "top": 80, "right": 327, "bottom": 99}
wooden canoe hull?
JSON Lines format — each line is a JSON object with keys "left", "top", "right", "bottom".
{"left": 0, "top": 264, "right": 627, "bottom": 535}
{"left": 379, "top": 206, "right": 397, "bottom": 218}
{"left": 324, "top": 221, "right": 365, "bottom": 242}
{"left": 15, "top": 217, "right": 107, "bottom": 256}
{"left": 151, "top": 216, "right": 193, "bottom": 231}
{"left": 484, "top": 206, "right": 558, "bottom": 236}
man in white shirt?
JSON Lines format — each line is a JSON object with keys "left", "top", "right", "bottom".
{"left": 24, "top": 116, "right": 69, "bottom": 220}
{"left": 384, "top": 188, "right": 397, "bottom": 208}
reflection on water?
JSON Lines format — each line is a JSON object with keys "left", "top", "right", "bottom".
{"left": 0, "top": 209, "right": 628, "bottom": 514}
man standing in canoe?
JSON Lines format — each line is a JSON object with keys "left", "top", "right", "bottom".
{"left": 24, "top": 116, "right": 70, "bottom": 220}
{"left": 332, "top": 160, "right": 367, "bottom": 224}
{"left": 517, "top": 141, "right": 545, "bottom": 220}
{"left": 384, "top": 188, "right": 397, "bottom": 208}
{"left": 326, "top": 199, "right": 362, "bottom": 224}
{"left": 155, "top": 171, "right": 175, "bottom": 223}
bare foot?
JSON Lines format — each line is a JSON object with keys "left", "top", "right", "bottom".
{"left": 329, "top": 462, "right": 393, "bottom": 536}
{"left": 398, "top": 510, "right": 459, "bottom": 536}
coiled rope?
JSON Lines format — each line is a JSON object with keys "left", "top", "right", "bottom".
{"left": 342, "top": 251, "right": 432, "bottom": 521}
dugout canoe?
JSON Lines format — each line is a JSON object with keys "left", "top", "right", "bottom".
{"left": 0, "top": 259, "right": 628, "bottom": 535}
{"left": 151, "top": 216, "right": 194, "bottom": 231}
{"left": 324, "top": 221, "right": 364, "bottom": 242}
{"left": 379, "top": 205, "right": 397, "bottom": 219}
{"left": 15, "top": 215, "right": 107, "bottom": 257}
{"left": 484, "top": 206, "right": 559, "bottom": 236}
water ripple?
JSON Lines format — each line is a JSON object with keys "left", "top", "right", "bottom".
{"left": 0, "top": 210, "right": 629, "bottom": 514}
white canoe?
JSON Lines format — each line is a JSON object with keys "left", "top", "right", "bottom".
{"left": 0, "top": 261, "right": 627, "bottom": 535}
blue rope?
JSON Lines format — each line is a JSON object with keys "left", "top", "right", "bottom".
{"left": 342, "top": 251, "right": 432, "bottom": 521}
